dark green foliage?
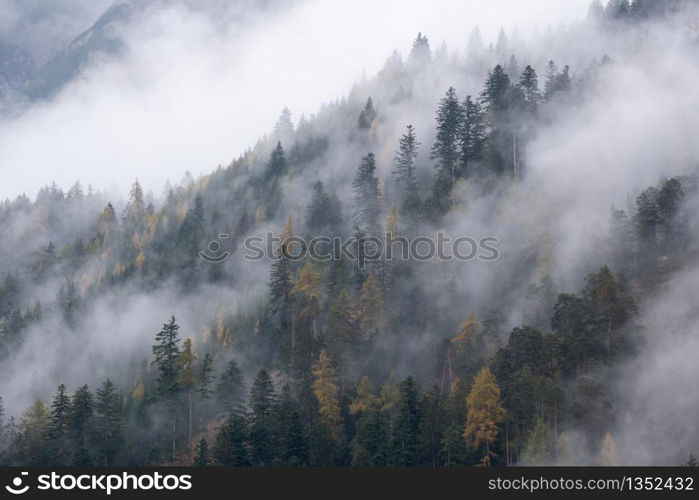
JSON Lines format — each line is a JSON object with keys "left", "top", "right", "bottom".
{"left": 94, "top": 379, "right": 123, "bottom": 466}
{"left": 214, "top": 415, "right": 250, "bottom": 466}
{"left": 352, "top": 153, "right": 382, "bottom": 233}
{"left": 216, "top": 360, "right": 245, "bottom": 415}
{"left": 193, "top": 437, "right": 210, "bottom": 466}
{"left": 388, "top": 377, "right": 422, "bottom": 466}
{"left": 152, "top": 316, "right": 182, "bottom": 397}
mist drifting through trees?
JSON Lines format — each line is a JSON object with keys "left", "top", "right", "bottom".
{"left": 0, "top": 0, "right": 698, "bottom": 468}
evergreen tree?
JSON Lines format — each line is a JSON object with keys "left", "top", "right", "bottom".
{"left": 193, "top": 437, "right": 210, "bottom": 466}
{"left": 352, "top": 153, "right": 382, "bottom": 233}
{"left": 152, "top": 316, "right": 182, "bottom": 396}
{"left": 389, "top": 377, "right": 422, "bottom": 466}
{"left": 431, "top": 87, "right": 464, "bottom": 198}
{"left": 70, "top": 385, "right": 94, "bottom": 453}
{"left": 215, "top": 360, "right": 245, "bottom": 415}
{"left": 266, "top": 142, "right": 288, "bottom": 179}
{"left": 49, "top": 384, "right": 72, "bottom": 464}
{"left": 393, "top": 124, "right": 421, "bottom": 216}
{"left": 358, "top": 98, "right": 377, "bottom": 129}
{"left": 214, "top": 415, "right": 250, "bottom": 466}
{"left": 408, "top": 32, "right": 431, "bottom": 66}
{"left": 198, "top": 353, "right": 214, "bottom": 401}
{"left": 459, "top": 95, "right": 487, "bottom": 178}
{"left": 519, "top": 65, "right": 541, "bottom": 113}
{"left": 481, "top": 65, "right": 511, "bottom": 112}
{"left": 94, "top": 379, "right": 123, "bottom": 466}
{"left": 248, "top": 370, "right": 276, "bottom": 465}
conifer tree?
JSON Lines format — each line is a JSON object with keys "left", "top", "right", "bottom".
{"left": 358, "top": 97, "right": 377, "bottom": 129}
{"left": 393, "top": 125, "right": 421, "bottom": 215}
{"left": 312, "top": 349, "right": 342, "bottom": 435}
{"left": 359, "top": 273, "right": 383, "bottom": 339}
{"left": 248, "top": 370, "right": 276, "bottom": 465}
{"left": 389, "top": 377, "right": 422, "bottom": 466}
{"left": 152, "top": 316, "right": 182, "bottom": 397}
{"left": 70, "top": 385, "right": 93, "bottom": 453}
{"left": 266, "top": 142, "right": 287, "bottom": 179}
{"left": 464, "top": 366, "right": 506, "bottom": 466}
{"left": 214, "top": 415, "right": 250, "bottom": 466}
{"left": 460, "top": 95, "right": 487, "bottom": 178}
{"left": 18, "top": 400, "right": 52, "bottom": 466}
{"left": 178, "top": 338, "right": 197, "bottom": 454}
{"left": 216, "top": 360, "right": 245, "bottom": 416}
{"left": 352, "top": 153, "right": 382, "bottom": 233}
{"left": 431, "top": 87, "right": 464, "bottom": 195}
{"left": 481, "top": 65, "right": 511, "bottom": 112}
{"left": 193, "top": 437, "right": 210, "bottom": 466}
{"left": 94, "top": 379, "right": 123, "bottom": 466}
{"left": 49, "top": 384, "right": 72, "bottom": 464}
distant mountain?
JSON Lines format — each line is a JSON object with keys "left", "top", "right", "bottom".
{"left": 21, "top": 2, "right": 136, "bottom": 100}
{"left": 0, "top": 40, "right": 34, "bottom": 91}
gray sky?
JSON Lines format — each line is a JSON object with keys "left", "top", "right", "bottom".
{"left": 0, "top": 0, "right": 590, "bottom": 200}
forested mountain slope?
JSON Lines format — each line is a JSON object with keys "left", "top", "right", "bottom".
{"left": 0, "top": 0, "right": 698, "bottom": 466}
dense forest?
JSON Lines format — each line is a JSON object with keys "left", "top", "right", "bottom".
{"left": 0, "top": 0, "right": 698, "bottom": 467}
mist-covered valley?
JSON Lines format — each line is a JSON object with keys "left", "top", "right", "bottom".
{"left": 0, "top": 0, "right": 698, "bottom": 467}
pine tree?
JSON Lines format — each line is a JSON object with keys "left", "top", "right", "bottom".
{"left": 519, "top": 65, "right": 541, "bottom": 113}
{"left": 352, "top": 153, "right": 382, "bottom": 233}
{"left": 408, "top": 32, "right": 431, "bottom": 66}
{"left": 460, "top": 95, "right": 487, "bottom": 178}
{"left": 464, "top": 366, "right": 506, "bottom": 466}
{"left": 389, "top": 377, "right": 422, "bottom": 466}
{"left": 269, "top": 217, "right": 295, "bottom": 371}
{"left": 481, "top": 65, "right": 511, "bottom": 112}
{"left": 216, "top": 360, "right": 245, "bottom": 415}
{"left": 70, "top": 385, "right": 93, "bottom": 452}
{"left": 393, "top": 125, "right": 421, "bottom": 216}
{"left": 193, "top": 437, "right": 210, "bottom": 466}
{"left": 198, "top": 353, "right": 214, "bottom": 400}
{"left": 49, "top": 384, "right": 72, "bottom": 464}
{"left": 94, "top": 379, "right": 123, "bottom": 466}
{"left": 214, "top": 415, "right": 250, "bottom": 466}
{"left": 152, "top": 316, "right": 182, "bottom": 396}
{"left": 266, "top": 142, "right": 287, "bottom": 179}
{"left": 431, "top": 87, "right": 464, "bottom": 196}
{"left": 248, "top": 370, "right": 276, "bottom": 465}
{"left": 358, "top": 97, "right": 377, "bottom": 129}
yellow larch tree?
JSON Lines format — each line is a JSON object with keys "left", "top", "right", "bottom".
{"left": 464, "top": 366, "right": 507, "bottom": 466}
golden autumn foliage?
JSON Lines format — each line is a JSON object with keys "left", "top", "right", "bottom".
{"left": 350, "top": 376, "right": 378, "bottom": 415}
{"left": 359, "top": 273, "right": 383, "bottom": 336}
{"left": 312, "top": 349, "right": 342, "bottom": 432}
{"left": 599, "top": 432, "right": 618, "bottom": 466}
{"left": 451, "top": 311, "right": 480, "bottom": 345}
{"left": 464, "top": 366, "right": 506, "bottom": 466}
